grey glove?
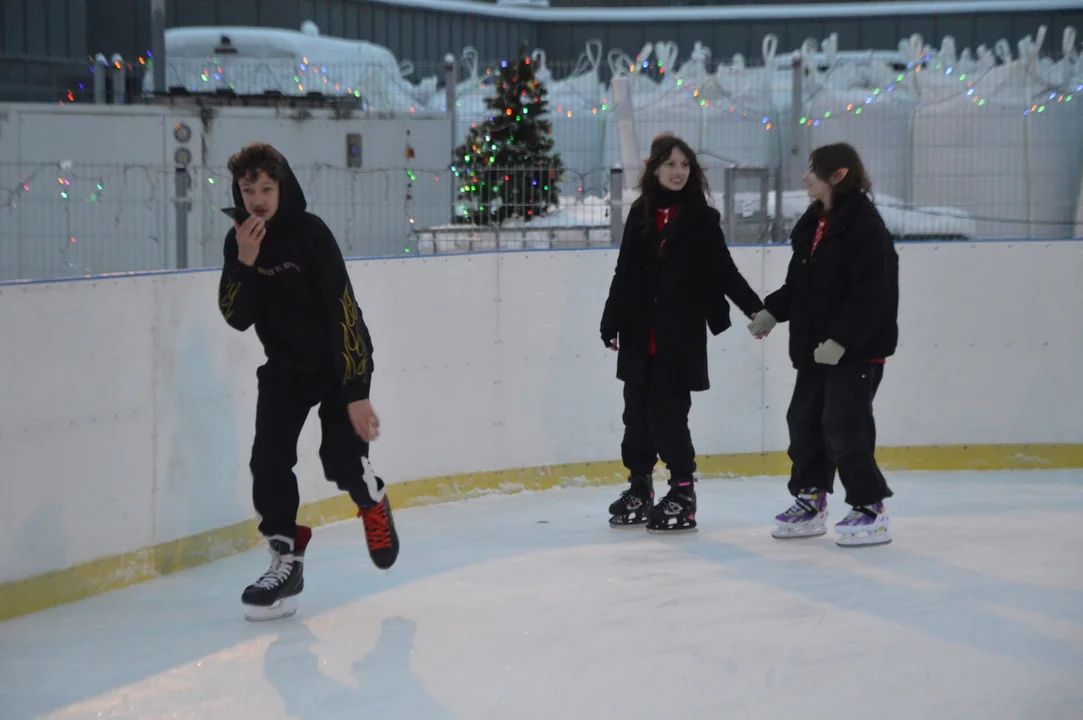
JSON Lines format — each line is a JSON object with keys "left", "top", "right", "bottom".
{"left": 813, "top": 339, "right": 846, "bottom": 365}
{"left": 747, "top": 310, "right": 777, "bottom": 338}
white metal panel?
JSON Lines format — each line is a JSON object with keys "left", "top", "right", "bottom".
{"left": 0, "top": 278, "right": 158, "bottom": 582}
{"left": 3, "top": 240, "right": 1082, "bottom": 583}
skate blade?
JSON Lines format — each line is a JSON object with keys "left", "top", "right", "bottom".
{"left": 771, "top": 524, "right": 827, "bottom": 539}
{"left": 835, "top": 528, "right": 892, "bottom": 548}
{"left": 646, "top": 524, "right": 697, "bottom": 534}
{"left": 609, "top": 516, "right": 648, "bottom": 528}
{"left": 243, "top": 595, "right": 299, "bottom": 622}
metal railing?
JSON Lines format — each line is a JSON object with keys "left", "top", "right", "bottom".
{"left": 3, "top": 152, "right": 1076, "bottom": 283}
{"left": 0, "top": 161, "right": 615, "bottom": 282}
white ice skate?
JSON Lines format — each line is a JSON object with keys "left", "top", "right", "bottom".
{"left": 834, "top": 503, "right": 891, "bottom": 547}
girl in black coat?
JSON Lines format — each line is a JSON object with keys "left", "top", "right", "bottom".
{"left": 601, "top": 134, "right": 764, "bottom": 532}
{"left": 748, "top": 142, "right": 899, "bottom": 548}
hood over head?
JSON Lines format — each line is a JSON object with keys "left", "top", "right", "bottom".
{"left": 231, "top": 155, "right": 308, "bottom": 224}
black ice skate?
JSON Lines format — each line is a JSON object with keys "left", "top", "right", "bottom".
{"left": 608, "top": 475, "right": 654, "bottom": 527}
{"left": 646, "top": 481, "right": 697, "bottom": 533}
{"left": 354, "top": 457, "right": 400, "bottom": 570}
{"left": 242, "top": 525, "right": 311, "bottom": 621}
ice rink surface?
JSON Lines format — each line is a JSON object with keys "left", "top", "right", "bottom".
{"left": 3, "top": 469, "right": 1082, "bottom": 720}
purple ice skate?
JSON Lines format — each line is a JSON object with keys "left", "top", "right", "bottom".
{"left": 770, "top": 489, "right": 828, "bottom": 539}
{"left": 834, "top": 502, "right": 891, "bottom": 547}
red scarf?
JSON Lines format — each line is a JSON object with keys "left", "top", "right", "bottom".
{"left": 811, "top": 216, "right": 828, "bottom": 256}
{"left": 648, "top": 206, "right": 676, "bottom": 355}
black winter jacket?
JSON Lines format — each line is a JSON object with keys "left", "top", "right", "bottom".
{"left": 763, "top": 191, "right": 899, "bottom": 369}
{"left": 600, "top": 190, "right": 763, "bottom": 391}
{"left": 217, "top": 159, "right": 375, "bottom": 402}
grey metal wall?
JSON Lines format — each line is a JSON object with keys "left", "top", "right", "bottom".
{"left": 547, "top": 0, "right": 997, "bottom": 6}
{"left": 2, "top": 0, "right": 1082, "bottom": 92}
{"left": 0, "top": 0, "right": 87, "bottom": 56}
{"left": 87, "top": 0, "right": 538, "bottom": 74}
{"left": 538, "top": 11, "right": 1083, "bottom": 68}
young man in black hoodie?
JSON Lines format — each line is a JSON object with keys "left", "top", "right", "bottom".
{"left": 217, "top": 142, "right": 399, "bottom": 621}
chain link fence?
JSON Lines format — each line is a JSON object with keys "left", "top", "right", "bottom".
{"left": 0, "top": 162, "right": 169, "bottom": 281}
{"left": 0, "top": 158, "right": 620, "bottom": 282}
{"left": 0, "top": 162, "right": 456, "bottom": 282}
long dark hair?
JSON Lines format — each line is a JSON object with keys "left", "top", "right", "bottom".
{"left": 808, "top": 142, "right": 873, "bottom": 213}
{"left": 635, "top": 134, "right": 709, "bottom": 227}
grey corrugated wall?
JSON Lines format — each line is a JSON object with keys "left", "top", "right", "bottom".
{"left": 1, "top": 0, "right": 1081, "bottom": 78}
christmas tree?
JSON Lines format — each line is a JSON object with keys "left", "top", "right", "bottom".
{"left": 452, "top": 43, "right": 565, "bottom": 226}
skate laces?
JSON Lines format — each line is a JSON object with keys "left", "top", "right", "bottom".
{"left": 785, "top": 490, "right": 822, "bottom": 516}
{"left": 359, "top": 499, "right": 393, "bottom": 550}
{"left": 660, "top": 490, "right": 691, "bottom": 513}
{"left": 843, "top": 504, "right": 882, "bottom": 522}
{"left": 622, "top": 486, "right": 651, "bottom": 507}
{"left": 253, "top": 549, "right": 295, "bottom": 589}
{"left": 786, "top": 498, "right": 817, "bottom": 516}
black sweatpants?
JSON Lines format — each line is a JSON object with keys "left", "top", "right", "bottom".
{"left": 785, "top": 362, "right": 893, "bottom": 507}
{"left": 249, "top": 361, "right": 373, "bottom": 539}
{"left": 621, "top": 360, "right": 696, "bottom": 483}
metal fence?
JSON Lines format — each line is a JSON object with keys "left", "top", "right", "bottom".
{"left": 0, "top": 160, "right": 616, "bottom": 282}
{"left": 2, "top": 151, "right": 1077, "bottom": 284}
{"left": 0, "top": 162, "right": 169, "bottom": 281}
{"left": 2, "top": 42, "right": 1082, "bottom": 282}
{"left": 139, "top": 46, "right": 1083, "bottom": 223}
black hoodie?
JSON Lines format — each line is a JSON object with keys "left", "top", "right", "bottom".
{"left": 217, "top": 159, "right": 373, "bottom": 403}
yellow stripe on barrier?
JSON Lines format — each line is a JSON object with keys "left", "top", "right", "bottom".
{"left": 1, "top": 443, "right": 1079, "bottom": 623}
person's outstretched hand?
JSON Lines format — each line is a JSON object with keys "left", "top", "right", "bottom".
{"left": 348, "top": 399, "right": 380, "bottom": 441}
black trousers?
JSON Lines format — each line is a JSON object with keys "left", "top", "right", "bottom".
{"left": 621, "top": 360, "right": 696, "bottom": 483}
{"left": 249, "top": 361, "right": 373, "bottom": 539}
{"left": 785, "top": 362, "right": 893, "bottom": 507}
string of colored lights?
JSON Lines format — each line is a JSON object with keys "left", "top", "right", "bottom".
{"left": 0, "top": 161, "right": 112, "bottom": 216}
{"left": 146, "top": 47, "right": 1082, "bottom": 124}
{"left": 2, "top": 156, "right": 1074, "bottom": 275}
{"left": 799, "top": 59, "right": 1079, "bottom": 128}
{"left": 0, "top": 161, "right": 104, "bottom": 273}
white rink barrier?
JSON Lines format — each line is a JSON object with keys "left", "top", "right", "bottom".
{"left": 1, "top": 241, "right": 1082, "bottom": 603}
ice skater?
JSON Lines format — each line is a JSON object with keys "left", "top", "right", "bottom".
{"left": 747, "top": 142, "right": 899, "bottom": 547}
{"left": 217, "top": 142, "right": 400, "bottom": 620}
{"left": 601, "top": 134, "right": 764, "bottom": 532}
